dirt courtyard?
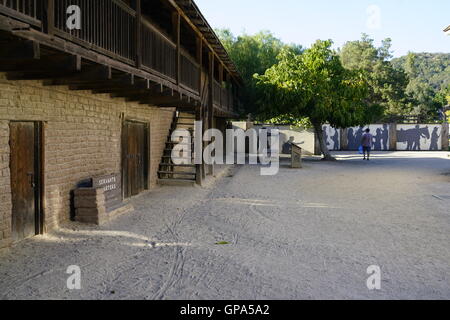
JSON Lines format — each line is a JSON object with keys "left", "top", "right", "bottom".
{"left": 0, "top": 151, "right": 449, "bottom": 300}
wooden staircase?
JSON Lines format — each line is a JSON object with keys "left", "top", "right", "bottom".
{"left": 158, "top": 110, "right": 197, "bottom": 186}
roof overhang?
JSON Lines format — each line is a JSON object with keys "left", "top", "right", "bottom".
{"left": 445, "top": 25, "right": 450, "bottom": 35}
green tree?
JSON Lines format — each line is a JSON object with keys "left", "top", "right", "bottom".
{"left": 393, "top": 52, "right": 450, "bottom": 122}
{"left": 339, "top": 34, "right": 410, "bottom": 119}
{"left": 256, "top": 40, "right": 379, "bottom": 160}
{"left": 216, "top": 29, "right": 303, "bottom": 117}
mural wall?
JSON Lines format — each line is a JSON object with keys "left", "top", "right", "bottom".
{"left": 253, "top": 125, "right": 316, "bottom": 155}
{"left": 396, "top": 125, "right": 442, "bottom": 151}
{"left": 347, "top": 124, "right": 390, "bottom": 151}
{"left": 232, "top": 122, "right": 448, "bottom": 154}
{"left": 322, "top": 125, "right": 340, "bottom": 151}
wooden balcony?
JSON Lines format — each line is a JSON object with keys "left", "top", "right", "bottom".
{"left": 213, "top": 80, "right": 234, "bottom": 115}
{"left": 0, "top": 0, "right": 239, "bottom": 116}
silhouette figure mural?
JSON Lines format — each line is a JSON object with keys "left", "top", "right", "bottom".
{"left": 397, "top": 125, "right": 440, "bottom": 151}
{"left": 323, "top": 125, "right": 340, "bottom": 150}
{"left": 430, "top": 128, "right": 441, "bottom": 151}
{"left": 347, "top": 125, "right": 389, "bottom": 151}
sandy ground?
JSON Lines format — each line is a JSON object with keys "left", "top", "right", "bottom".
{"left": 0, "top": 151, "right": 449, "bottom": 300}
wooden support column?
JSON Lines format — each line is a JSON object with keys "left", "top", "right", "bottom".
{"left": 219, "top": 64, "right": 224, "bottom": 107}
{"left": 196, "top": 107, "right": 203, "bottom": 185}
{"left": 207, "top": 52, "right": 215, "bottom": 176}
{"left": 135, "top": 0, "right": 142, "bottom": 68}
{"left": 196, "top": 38, "right": 203, "bottom": 94}
{"left": 172, "top": 12, "right": 181, "bottom": 85}
{"left": 225, "top": 73, "right": 230, "bottom": 110}
{"left": 442, "top": 123, "right": 449, "bottom": 151}
{"left": 341, "top": 128, "right": 348, "bottom": 150}
{"left": 389, "top": 123, "right": 397, "bottom": 151}
{"left": 47, "top": 0, "right": 55, "bottom": 35}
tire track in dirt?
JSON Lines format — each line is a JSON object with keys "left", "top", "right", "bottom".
{"left": 148, "top": 210, "right": 188, "bottom": 300}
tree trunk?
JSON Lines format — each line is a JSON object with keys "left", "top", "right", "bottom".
{"left": 313, "top": 122, "right": 336, "bottom": 161}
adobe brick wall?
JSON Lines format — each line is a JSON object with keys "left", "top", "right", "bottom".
{"left": 0, "top": 120, "right": 12, "bottom": 249}
{"left": 0, "top": 73, "right": 174, "bottom": 248}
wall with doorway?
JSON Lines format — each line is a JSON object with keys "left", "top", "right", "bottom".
{"left": 0, "top": 73, "right": 175, "bottom": 249}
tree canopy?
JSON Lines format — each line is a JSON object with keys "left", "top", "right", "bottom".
{"left": 256, "top": 40, "right": 380, "bottom": 159}
{"left": 339, "top": 34, "right": 410, "bottom": 119}
{"left": 216, "top": 29, "right": 302, "bottom": 117}
{"left": 216, "top": 30, "right": 450, "bottom": 128}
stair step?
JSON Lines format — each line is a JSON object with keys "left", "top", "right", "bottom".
{"left": 159, "top": 163, "right": 196, "bottom": 167}
{"left": 158, "top": 171, "right": 196, "bottom": 176}
{"left": 166, "top": 141, "right": 194, "bottom": 145}
{"left": 158, "top": 178, "right": 196, "bottom": 186}
{"left": 164, "top": 148, "right": 193, "bottom": 152}
{"left": 161, "top": 156, "right": 194, "bottom": 160}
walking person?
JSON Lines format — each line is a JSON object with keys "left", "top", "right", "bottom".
{"left": 361, "top": 128, "right": 373, "bottom": 161}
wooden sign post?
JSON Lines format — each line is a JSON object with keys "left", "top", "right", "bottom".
{"left": 291, "top": 143, "right": 303, "bottom": 168}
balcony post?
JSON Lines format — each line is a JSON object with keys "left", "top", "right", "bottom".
{"left": 196, "top": 37, "right": 202, "bottom": 94}
{"left": 46, "top": 0, "right": 55, "bottom": 35}
{"left": 135, "top": 0, "right": 142, "bottom": 68}
{"left": 207, "top": 51, "right": 215, "bottom": 175}
{"left": 219, "top": 64, "right": 223, "bottom": 108}
{"left": 172, "top": 12, "right": 181, "bottom": 85}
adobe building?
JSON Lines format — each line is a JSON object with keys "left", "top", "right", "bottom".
{"left": 0, "top": 0, "right": 242, "bottom": 249}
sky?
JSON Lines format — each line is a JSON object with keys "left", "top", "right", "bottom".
{"left": 195, "top": 0, "right": 450, "bottom": 58}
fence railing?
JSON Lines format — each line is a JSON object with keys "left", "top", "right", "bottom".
{"left": 0, "top": 0, "right": 42, "bottom": 26}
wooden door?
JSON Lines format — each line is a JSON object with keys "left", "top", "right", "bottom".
{"left": 10, "top": 122, "right": 41, "bottom": 241}
{"left": 122, "top": 121, "right": 148, "bottom": 198}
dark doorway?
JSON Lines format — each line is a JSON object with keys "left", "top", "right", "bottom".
{"left": 122, "top": 120, "right": 149, "bottom": 199}
{"left": 10, "top": 121, "right": 43, "bottom": 242}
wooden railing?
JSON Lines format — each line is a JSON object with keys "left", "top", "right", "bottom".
{"left": 213, "top": 80, "right": 221, "bottom": 106}
{"left": 0, "top": 0, "right": 42, "bottom": 26}
{"left": 213, "top": 80, "right": 235, "bottom": 112}
{"left": 0, "top": 0, "right": 237, "bottom": 112}
{"left": 221, "top": 87, "right": 229, "bottom": 110}
{"left": 180, "top": 50, "right": 199, "bottom": 94}
{"left": 54, "top": 0, "right": 136, "bottom": 65}
{"left": 140, "top": 19, "right": 176, "bottom": 80}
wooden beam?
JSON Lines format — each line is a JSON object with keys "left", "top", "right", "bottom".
{"left": 0, "top": 40, "right": 40, "bottom": 60}
{"left": 7, "top": 63, "right": 109, "bottom": 81}
{"left": 0, "top": 55, "right": 81, "bottom": 73}
{"left": 196, "top": 37, "right": 203, "bottom": 96}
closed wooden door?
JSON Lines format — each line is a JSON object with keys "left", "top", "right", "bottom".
{"left": 122, "top": 121, "right": 148, "bottom": 198}
{"left": 10, "top": 122, "right": 41, "bottom": 241}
